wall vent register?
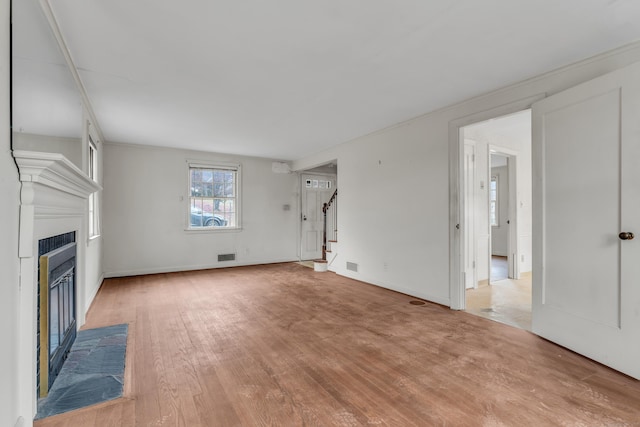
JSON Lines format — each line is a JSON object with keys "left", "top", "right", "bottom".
{"left": 218, "top": 253, "right": 236, "bottom": 262}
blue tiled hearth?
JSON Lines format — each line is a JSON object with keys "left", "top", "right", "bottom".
{"left": 36, "top": 324, "right": 128, "bottom": 419}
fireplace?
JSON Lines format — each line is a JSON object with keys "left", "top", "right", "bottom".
{"left": 13, "top": 150, "right": 101, "bottom": 419}
{"left": 38, "top": 233, "right": 77, "bottom": 397}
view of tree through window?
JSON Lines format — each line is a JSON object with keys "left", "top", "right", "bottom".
{"left": 189, "top": 166, "right": 237, "bottom": 228}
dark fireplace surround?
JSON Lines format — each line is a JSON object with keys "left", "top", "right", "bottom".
{"left": 37, "top": 233, "right": 77, "bottom": 397}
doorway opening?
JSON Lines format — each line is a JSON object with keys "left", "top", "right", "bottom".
{"left": 298, "top": 162, "right": 337, "bottom": 264}
{"left": 459, "top": 109, "right": 533, "bottom": 330}
{"left": 489, "top": 152, "right": 512, "bottom": 283}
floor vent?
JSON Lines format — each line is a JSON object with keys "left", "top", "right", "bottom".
{"left": 346, "top": 262, "right": 358, "bottom": 272}
{"left": 218, "top": 253, "right": 236, "bottom": 262}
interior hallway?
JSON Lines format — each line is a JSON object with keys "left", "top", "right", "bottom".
{"left": 35, "top": 263, "right": 640, "bottom": 426}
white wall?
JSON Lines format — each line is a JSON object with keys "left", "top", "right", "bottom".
{"left": 0, "top": 1, "right": 21, "bottom": 425}
{"left": 293, "top": 42, "right": 640, "bottom": 307}
{"left": 84, "top": 235, "right": 103, "bottom": 316}
{"left": 491, "top": 165, "right": 509, "bottom": 256}
{"left": 13, "top": 132, "right": 82, "bottom": 168}
{"left": 103, "top": 143, "right": 299, "bottom": 276}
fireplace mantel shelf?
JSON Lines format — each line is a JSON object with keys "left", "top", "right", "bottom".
{"left": 13, "top": 150, "right": 101, "bottom": 198}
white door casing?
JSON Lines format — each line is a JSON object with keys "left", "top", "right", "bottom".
{"left": 464, "top": 142, "right": 476, "bottom": 289}
{"left": 300, "top": 174, "right": 335, "bottom": 260}
{"left": 532, "top": 61, "right": 640, "bottom": 379}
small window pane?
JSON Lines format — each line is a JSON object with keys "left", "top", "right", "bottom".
{"left": 192, "top": 182, "right": 203, "bottom": 197}
{"left": 224, "top": 182, "right": 234, "bottom": 197}
{"left": 214, "top": 183, "right": 224, "bottom": 197}
{"left": 192, "top": 198, "right": 203, "bottom": 210}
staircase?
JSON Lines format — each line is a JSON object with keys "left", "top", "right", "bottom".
{"left": 313, "top": 189, "right": 337, "bottom": 272}
{"left": 325, "top": 239, "right": 339, "bottom": 272}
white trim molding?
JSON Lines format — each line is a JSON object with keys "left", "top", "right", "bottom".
{"left": 14, "top": 150, "right": 101, "bottom": 199}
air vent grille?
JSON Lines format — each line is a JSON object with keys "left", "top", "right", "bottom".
{"left": 218, "top": 253, "right": 236, "bottom": 262}
{"left": 346, "top": 262, "right": 358, "bottom": 272}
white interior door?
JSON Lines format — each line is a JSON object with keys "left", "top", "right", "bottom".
{"left": 464, "top": 142, "right": 476, "bottom": 289}
{"left": 532, "top": 61, "right": 640, "bottom": 379}
{"left": 301, "top": 174, "right": 335, "bottom": 260}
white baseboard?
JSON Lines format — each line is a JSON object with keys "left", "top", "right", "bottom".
{"left": 86, "top": 273, "right": 104, "bottom": 303}
{"left": 336, "top": 270, "right": 451, "bottom": 307}
{"left": 104, "top": 258, "right": 299, "bottom": 278}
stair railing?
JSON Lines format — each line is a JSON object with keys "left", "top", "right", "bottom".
{"left": 322, "top": 189, "right": 338, "bottom": 260}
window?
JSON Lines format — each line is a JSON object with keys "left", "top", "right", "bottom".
{"left": 490, "top": 175, "right": 499, "bottom": 226}
{"left": 88, "top": 138, "right": 100, "bottom": 237}
{"left": 188, "top": 163, "right": 240, "bottom": 229}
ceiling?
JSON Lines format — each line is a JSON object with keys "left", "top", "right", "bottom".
{"left": 12, "top": 0, "right": 640, "bottom": 161}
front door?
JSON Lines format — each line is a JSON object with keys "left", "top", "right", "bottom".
{"left": 301, "top": 174, "right": 335, "bottom": 260}
{"left": 532, "top": 61, "right": 640, "bottom": 379}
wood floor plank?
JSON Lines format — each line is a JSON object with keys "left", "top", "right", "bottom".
{"left": 35, "top": 263, "right": 640, "bottom": 426}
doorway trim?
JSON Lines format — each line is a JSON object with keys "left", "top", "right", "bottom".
{"left": 449, "top": 94, "right": 543, "bottom": 310}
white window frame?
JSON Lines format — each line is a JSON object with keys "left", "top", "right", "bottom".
{"left": 186, "top": 160, "right": 242, "bottom": 232}
{"left": 88, "top": 136, "right": 100, "bottom": 239}
{"left": 490, "top": 174, "right": 499, "bottom": 227}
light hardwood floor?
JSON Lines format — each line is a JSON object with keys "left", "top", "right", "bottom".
{"left": 35, "top": 263, "right": 640, "bottom": 426}
{"left": 465, "top": 276, "right": 532, "bottom": 330}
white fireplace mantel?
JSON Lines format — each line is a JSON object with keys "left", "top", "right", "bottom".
{"left": 14, "top": 150, "right": 102, "bottom": 421}
{"left": 13, "top": 150, "right": 101, "bottom": 258}
{"left": 13, "top": 150, "right": 101, "bottom": 199}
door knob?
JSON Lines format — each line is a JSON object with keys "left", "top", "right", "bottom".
{"left": 619, "top": 232, "right": 634, "bottom": 240}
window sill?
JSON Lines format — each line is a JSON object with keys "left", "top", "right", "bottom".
{"left": 184, "top": 227, "right": 242, "bottom": 234}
